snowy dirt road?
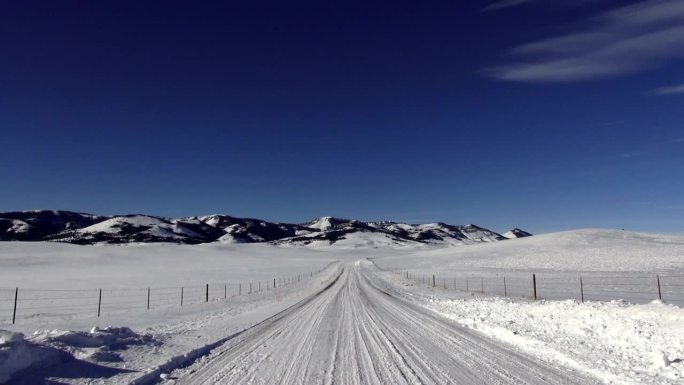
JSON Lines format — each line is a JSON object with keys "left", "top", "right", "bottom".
{"left": 166, "top": 261, "right": 597, "bottom": 385}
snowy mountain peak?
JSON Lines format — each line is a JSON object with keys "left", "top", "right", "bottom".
{"left": 304, "top": 216, "right": 351, "bottom": 231}
{"left": 503, "top": 228, "right": 533, "bottom": 239}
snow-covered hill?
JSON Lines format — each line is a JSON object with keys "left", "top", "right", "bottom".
{"left": 49, "top": 215, "right": 216, "bottom": 244}
{"left": 0, "top": 210, "right": 104, "bottom": 241}
{"left": 0, "top": 210, "right": 518, "bottom": 246}
{"left": 377, "top": 228, "right": 684, "bottom": 272}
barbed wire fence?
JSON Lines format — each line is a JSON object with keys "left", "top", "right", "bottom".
{"left": 0, "top": 266, "right": 333, "bottom": 325}
{"left": 390, "top": 270, "right": 684, "bottom": 306}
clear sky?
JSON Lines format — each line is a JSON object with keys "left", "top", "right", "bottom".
{"left": 1, "top": 0, "right": 683, "bottom": 234}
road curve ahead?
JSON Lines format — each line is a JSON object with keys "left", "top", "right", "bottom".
{"left": 173, "top": 261, "right": 597, "bottom": 385}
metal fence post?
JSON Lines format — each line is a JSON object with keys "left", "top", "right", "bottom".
{"left": 657, "top": 275, "right": 662, "bottom": 301}
{"left": 12, "top": 287, "right": 18, "bottom": 324}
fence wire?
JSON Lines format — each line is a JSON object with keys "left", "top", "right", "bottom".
{"left": 0, "top": 268, "right": 329, "bottom": 325}
{"left": 394, "top": 271, "right": 684, "bottom": 305}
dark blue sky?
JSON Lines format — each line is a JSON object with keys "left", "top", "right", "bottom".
{"left": 2, "top": 0, "right": 683, "bottom": 234}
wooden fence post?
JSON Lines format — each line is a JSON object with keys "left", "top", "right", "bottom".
{"left": 181, "top": 287, "right": 184, "bottom": 307}
{"left": 503, "top": 277, "right": 507, "bottom": 297}
{"left": 579, "top": 276, "right": 584, "bottom": 303}
{"left": 481, "top": 279, "right": 484, "bottom": 294}
{"left": 466, "top": 279, "right": 469, "bottom": 292}
{"left": 97, "top": 288, "right": 102, "bottom": 317}
{"left": 12, "top": 287, "right": 18, "bottom": 324}
{"left": 532, "top": 274, "right": 537, "bottom": 300}
{"left": 274, "top": 278, "right": 276, "bottom": 289}
{"left": 432, "top": 275, "right": 436, "bottom": 287}
{"left": 206, "top": 284, "right": 209, "bottom": 302}
{"left": 239, "top": 283, "right": 241, "bottom": 296}
{"left": 147, "top": 288, "right": 151, "bottom": 310}
{"left": 224, "top": 284, "right": 227, "bottom": 299}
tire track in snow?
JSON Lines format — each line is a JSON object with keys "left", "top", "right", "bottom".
{"left": 169, "top": 262, "right": 600, "bottom": 385}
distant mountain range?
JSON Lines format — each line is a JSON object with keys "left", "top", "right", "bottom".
{"left": 0, "top": 210, "right": 531, "bottom": 246}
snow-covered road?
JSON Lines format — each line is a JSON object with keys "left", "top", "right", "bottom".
{"left": 168, "top": 261, "right": 597, "bottom": 385}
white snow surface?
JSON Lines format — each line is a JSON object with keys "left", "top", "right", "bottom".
{"left": 1, "top": 228, "right": 683, "bottom": 384}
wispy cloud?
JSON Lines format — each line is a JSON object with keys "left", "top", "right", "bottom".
{"left": 620, "top": 137, "right": 684, "bottom": 159}
{"left": 487, "top": 0, "right": 684, "bottom": 82}
{"left": 483, "top": 0, "right": 532, "bottom": 12}
{"left": 651, "top": 83, "right": 684, "bottom": 95}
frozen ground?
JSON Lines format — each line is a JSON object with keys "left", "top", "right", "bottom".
{"left": 1, "top": 228, "right": 684, "bottom": 384}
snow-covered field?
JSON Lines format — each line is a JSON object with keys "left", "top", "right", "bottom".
{"left": 374, "top": 229, "right": 684, "bottom": 305}
{"left": 1, "top": 228, "right": 684, "bottom": 384}
{"left": 375, "top": 229, "right": 684, "bottom": 272}
{"left": 0, "top": 242, "right": 342, "bottom": 328}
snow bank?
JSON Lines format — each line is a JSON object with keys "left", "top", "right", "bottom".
{"left": 0, "top": 330, "right": 32, "bottom": 382}
{"left": 424, "top": 297, "right": 684, "bottom": 384}
{"left": 0, "top": 329, "right": 66, "bottom": 383}
{"left": 31, "top": 326, "right": 156, "bottom": 360}
{"left": 0, "top": 327, "right": 156, "bottom": 383}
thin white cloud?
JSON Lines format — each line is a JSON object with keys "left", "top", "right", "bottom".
{"left": 483, "top": 0, "right": 532, "bottom": 12}
{"left": 651, "top": 83, "right": 684, "bottom": 95}
{"left": 487, "top": 0, "right": 684, "bottom": 82}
